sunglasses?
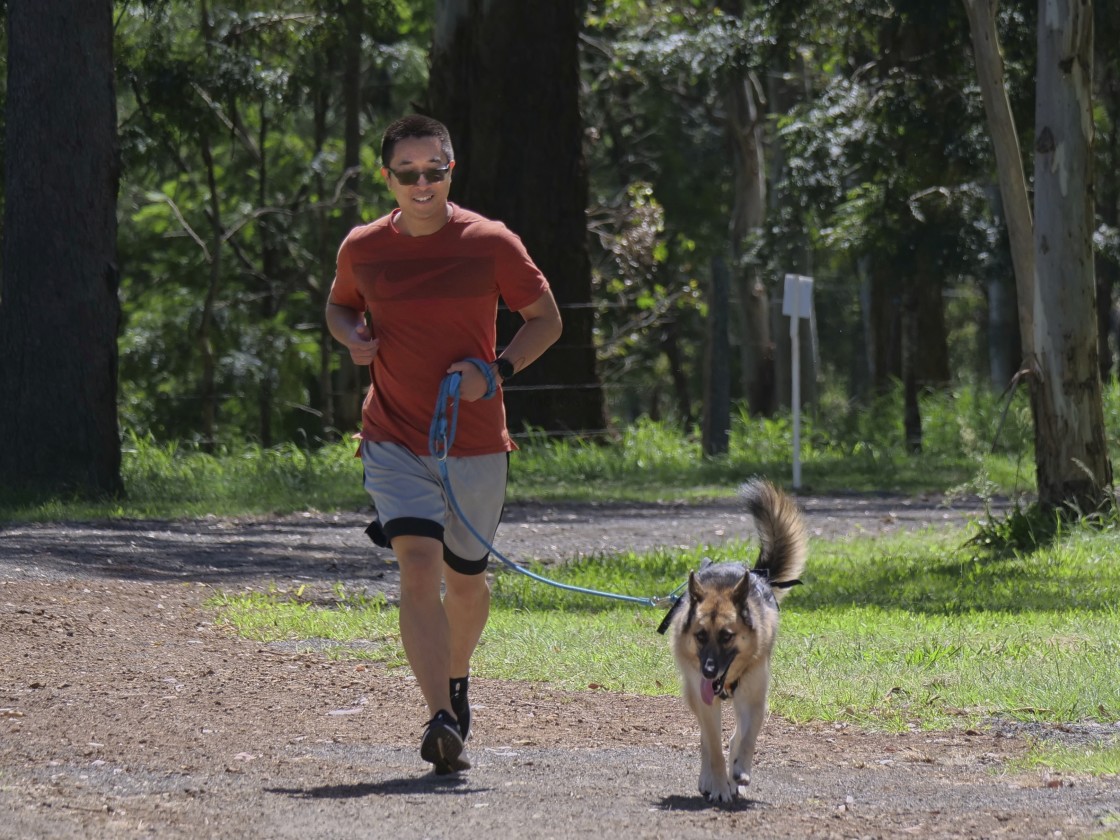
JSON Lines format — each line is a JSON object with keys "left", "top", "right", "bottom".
{"left": 387, "top": 165, "right": 451, "bottom": 186}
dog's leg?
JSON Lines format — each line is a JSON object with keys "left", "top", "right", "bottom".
{"left": 685, "top": 681, "right": 734, "bottom": 803}
{"left": 728, "top": 664, "right": 769, "bottom": 789}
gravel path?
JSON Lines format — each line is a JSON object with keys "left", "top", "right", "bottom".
{"left": 2, "top": 493, "right": 1118, "bottom": 839}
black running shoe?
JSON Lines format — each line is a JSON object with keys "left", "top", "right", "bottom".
{"left": 420, "top": 710, "right": 470, "bottom": 775}
{"left": 450, "top": 679, "right": 471, "bottom": 741}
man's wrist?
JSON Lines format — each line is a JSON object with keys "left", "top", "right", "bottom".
{"left": 494, "top": 357, "right": 515, "bottom": 382}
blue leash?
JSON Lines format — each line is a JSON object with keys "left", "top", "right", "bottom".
{"left": 429, "top": 362, "right": 681, "bottom": 609}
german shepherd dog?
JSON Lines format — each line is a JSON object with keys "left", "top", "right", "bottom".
{"left": 658, "top": 479, "right": 807, "bottom": 803}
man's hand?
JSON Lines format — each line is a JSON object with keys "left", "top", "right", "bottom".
{"left": 346, "top": 323, "right": 378, "bottom": 365}
{"left": 447, "top": 359, "right": 494, "bottom": 402}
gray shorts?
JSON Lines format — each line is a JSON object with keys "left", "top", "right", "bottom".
{"left": 360, "top": 440, "right": 508, "bottom": 575}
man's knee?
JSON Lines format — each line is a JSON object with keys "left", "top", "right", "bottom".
{"left": 445, "top": 568, "right": 490, "bottom": 599}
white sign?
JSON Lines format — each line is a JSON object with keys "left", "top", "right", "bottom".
{"left": 782, "top": 274, "right": 814, "bottom": 319}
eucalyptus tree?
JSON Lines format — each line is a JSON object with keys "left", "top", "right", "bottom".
{"left": 1094, "top": 0, "right": 1120, "bottom": 382}
{"left": 964, "top": 0, "right": 1111, "bottom": 509}
{"left": 0, "top": 0, "right": 122, "bottom": 498}
{"left": 1030, "top": 0, "right": 1110, "bottom": 507}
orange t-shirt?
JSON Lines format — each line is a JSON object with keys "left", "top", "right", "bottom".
{"left": 329, "top": 203, "right": 549, "bottom": 456}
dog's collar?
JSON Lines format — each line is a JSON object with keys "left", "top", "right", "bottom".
{"left": 753, "top": 568, "right": 803, "bottom": 589}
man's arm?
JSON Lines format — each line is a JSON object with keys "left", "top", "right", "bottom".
{"left": 449, "top": 288, "right": 563, "bottom": 401}
{"left": 494, "top": 288, "right": 563, "bottom": 378}
{"left": 326, "top": 301, "right": 378, "bottom": 366}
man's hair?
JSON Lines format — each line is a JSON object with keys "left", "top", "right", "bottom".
{"left": 381, "top": 115, "right": 454, "bottom": 167}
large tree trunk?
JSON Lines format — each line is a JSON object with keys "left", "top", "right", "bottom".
{"left": 1031, "top": 0, "right": 1111, "bottom": 508}
{"left": 727, "top": 72, "right": 775, "bottom": 418}
{"left": 427, "top": 0, "right": 605, "bottom": 437}
{"left": 0, "top": 0, "right": 122, "bottom": 498}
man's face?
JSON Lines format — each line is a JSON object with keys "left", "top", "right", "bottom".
{"left": 381, "top": 136, "right": 454, "bottom": 235}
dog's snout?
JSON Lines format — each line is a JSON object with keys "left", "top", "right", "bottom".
{"left": 701, "top": 657, "right": 720, "bottom": 679}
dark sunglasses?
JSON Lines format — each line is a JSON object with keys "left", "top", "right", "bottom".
{"left": 387, "top": 165, "right": 451, "bottom": 186}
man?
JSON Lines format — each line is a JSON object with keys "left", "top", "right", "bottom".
{"left": 326, "top": 114, "right": 562, "bottom": 774}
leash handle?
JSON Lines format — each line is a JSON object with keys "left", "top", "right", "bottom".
{"left": 428, "top": 358, "right": 498, "bottom": 462}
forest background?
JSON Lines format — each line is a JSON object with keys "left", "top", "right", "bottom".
{"left": 0, "top": 0, "right": 1118, "bottom": 507}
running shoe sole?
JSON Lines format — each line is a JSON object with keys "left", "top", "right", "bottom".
{"left": 421, "top": 717, "right": 470, "bottom": 775}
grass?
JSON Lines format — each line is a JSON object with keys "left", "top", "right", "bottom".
{"left": 1015, "top": 742, "right": 1120, "bottom": 776}
{"left": 0, "top": 381, "right": 1045, "bottom": 521}
{"left": 211, "top": 522, "right": 1120, "bottom": 780}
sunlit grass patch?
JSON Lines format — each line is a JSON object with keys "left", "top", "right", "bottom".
{"left": 1012, "top": 740, "right": 1120, "bottom": 777}
{"left": 208, "top": 519, "right": 1120, "bottom": 751}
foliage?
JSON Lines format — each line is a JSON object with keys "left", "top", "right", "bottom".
{"left": 0, "top": 379, "right": 1061, "bottom": 521}
{"left": 114, "top": 0, "right": 429, "bottom": 446}
{"left": 1, "top": 0, "right": 1117, "bottom": 463}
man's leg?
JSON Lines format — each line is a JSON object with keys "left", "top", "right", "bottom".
{"left": 444, "top": 566, "right": 490, "bottom": 678}
{"left": 393, "top": 535, "right": 454, "bottom": 719}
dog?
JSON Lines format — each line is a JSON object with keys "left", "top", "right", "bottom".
{"left": 657, "top": 478, "right": 807, "bottom": 803}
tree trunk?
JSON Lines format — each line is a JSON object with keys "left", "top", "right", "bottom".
{"left": 660, "top": 317, "right": 694, "bottom": 427}
{"left": 703, "top": 255, "right": 732, "bottom": 455}
{"left": 963, "top": 0, "right": 1037, "bottom": 364}
{"left": 0, "top": 0, "right": 122, "bottom": 498}
{"left": 197, "top": 134, "right": 222, "bottom": 452}
{"left": 726, "top": 72, "right": 774, "bottom": 417}
{"left": 867, "top": 261, "right": 902, "bottom": 394}
{"left": 1032, "top": 0, "right": 1111, "bottom": 508}
{"left": 427, "top": 0, "right": 605, "bottom": 437}
{"left": 311, "top": 51, "right": 336, "bottom": 436}
{"left": 332, "top": 0, "right": 365, "bottom": 436}
{"left": 988, "top": 270, "right": 1021, "bottom": 387}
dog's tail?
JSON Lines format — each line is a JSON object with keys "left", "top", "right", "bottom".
{"left": 740, "top": 478, "right": 808, "bottom": 601}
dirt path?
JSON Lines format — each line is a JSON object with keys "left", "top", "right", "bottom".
{"left": 1, "top": 495, "right": 1117, "bottom": 839}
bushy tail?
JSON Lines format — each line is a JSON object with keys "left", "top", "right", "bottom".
{"left": 740, "top": 478, "right": 808, "bottom": 601}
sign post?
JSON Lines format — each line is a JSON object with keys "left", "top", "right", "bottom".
{"left": 782, "top": 274, "right": 814, "bottom": 490}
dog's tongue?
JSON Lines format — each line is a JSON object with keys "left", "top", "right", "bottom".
{"left": 701, "top": 678, "right": 716, "bottom": 706}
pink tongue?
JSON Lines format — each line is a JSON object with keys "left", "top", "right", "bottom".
{"left": 701, "top": 679, "right": 716, "bottom": 706}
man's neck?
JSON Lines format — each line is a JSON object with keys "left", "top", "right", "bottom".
{"left": 394, "top": 202, "right": 452, "bottom": 237}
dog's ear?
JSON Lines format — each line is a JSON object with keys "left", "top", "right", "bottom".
{"left": 739, "top": 599, "right": 756, "bottom": 630}
{"left": 732, "top": 573, "right": 756, "bottom": 630}
{"left": 731, "top": 571, "right": 752, "bottom": 604}
{"left": 687, "top": 570, "right": 704, "bottom": 601}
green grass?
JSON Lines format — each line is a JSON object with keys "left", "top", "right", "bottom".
{"left": 0, "top": 381, "right": 1047, "bottom": 521}
{"left": 211, "top": 523, "right": 1120, "bottom": 762}
{"left": 1013, "top": 741, "right": 1120, "bottom": 776}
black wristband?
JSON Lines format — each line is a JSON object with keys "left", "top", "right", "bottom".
{"left": 495, "top": 357, "right": 515, "bottom": 382}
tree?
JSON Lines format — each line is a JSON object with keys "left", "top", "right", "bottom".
{"left": 965, "top": 0, "right": 1111, "bottom": 509}
{"left": 427, "top": 0, "right": 606, "bottom": 437}
{"left": 1031, "top": 0, "right": 1111, "bottom": 506}
{"left": 0, "top": 0, "right": 122, "bottom": 498}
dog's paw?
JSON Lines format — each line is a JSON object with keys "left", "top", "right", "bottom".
{"left": 732, "top": 771, "right": 751, "bottom": 798}
{"left": 699, "top": 771, "right": 736, "bottom": 804}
